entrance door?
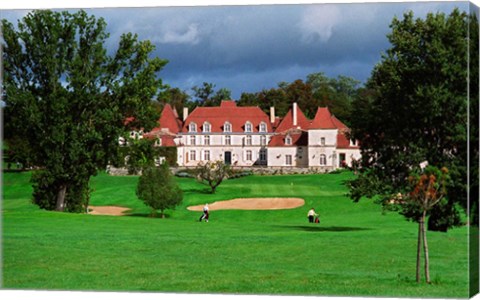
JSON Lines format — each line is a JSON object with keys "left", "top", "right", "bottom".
{"left": 339, "top": 153, "right": 346, "bottom": 167}
{"left": 224, "top": 151, "right": 232, "bottom": 165}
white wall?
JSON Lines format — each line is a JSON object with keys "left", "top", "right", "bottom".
{"left": 176, "top": 133, "right": 272, "bottom": 166}
{"left": 267, "top": 146, "right": 308, "bottom": 167}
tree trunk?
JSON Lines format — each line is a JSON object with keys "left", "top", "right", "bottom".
{"left": 55, "top": 185, "right": 67, "bottom": 212}
{"left": 422, "top": 210, "right": 431, "bottom": 283}
{"left": 416, "top": 219, "right": 422, "bottom": 283}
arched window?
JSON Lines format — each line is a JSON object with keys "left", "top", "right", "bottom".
{"left": 319, "top": 154, "right": 327, "bottom": 166}
{"left": 189, "top": 122, "right": 197, "bottom": 132}
{"left": 285, "top": 135, "right": 292, "bottom": 145}
{"left": 259, "top": 122, "right": 267, "bottom": 133}
{"left": 203, "top": 122, "right": 211, "bottom": 133}
{"left": 245, "top": 121, "right": 252, "bottom": 133}
{"left": 224, "top": 122, "right": 232, "bottom": 133}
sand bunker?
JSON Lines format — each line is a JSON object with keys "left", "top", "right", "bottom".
{"left": 88, "top": 206, "right": 130, "bottom": 216}
{"left": 187, "top": 198, "right": 305, "bottom": 211}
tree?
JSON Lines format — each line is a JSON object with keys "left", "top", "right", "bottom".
{"left": 136, "top": 163, "right": 183, "bottom": 218}
{"left": 122, "top": 137, "right": 157, "bottom": 175}
{"left": 2, "top": 10, "right": 167, "bottom": 212}
{"left": 398, "top": 166, "right": 450, "bottom": 283}
{"left": 157, "top": 86, "right": 193, "bottom": 119}
{"left": 348, "top": 9, "right": 469, "bottom": 231}
{"left": 192, "top": 82, "right": 232, "bottom": 106}
{"left": 196, "top": 160, "right": 232, "bottom": 194}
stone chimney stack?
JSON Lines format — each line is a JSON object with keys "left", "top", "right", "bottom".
{"left": 270, "top": 107, "right": 275, "bottom": 124}
{"left": 293, "top": 102, "right": 298, "bottom": 127}
{"left": 183, "top": 107, "right": 189, "bottom": 121}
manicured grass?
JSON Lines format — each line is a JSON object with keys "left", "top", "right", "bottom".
{"left": 2, "top": 171, "right": 470, "bottom": 297}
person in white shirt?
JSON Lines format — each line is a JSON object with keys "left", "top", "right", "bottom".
{"left": 307, "top": 208, "right": 317, "bottom": 223}
{"left": 199, "top": 203, "right": 209, "bottom": 222}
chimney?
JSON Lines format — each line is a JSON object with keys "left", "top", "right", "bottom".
{"left": 183, "top": 107, "right": 189, "bottom": 121}
{"left": 293, "top": 102, "right": 298, "bottom": 127}
{"left": 270, "top": 107, "right": 275, "bottom": 124}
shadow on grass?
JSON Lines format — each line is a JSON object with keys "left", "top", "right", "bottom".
{"left": 275, "top": 225, "right": 370, "bottom": 232}
{"left": 183, "top": 188, "right": 212, "bottom": 195}
{"left": 126, "top": 213, "right": 172, "bottom": 219}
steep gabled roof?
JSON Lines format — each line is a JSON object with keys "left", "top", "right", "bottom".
{"left": 331, "top": 115, "right": 348, "bottom": 130}
{"left": 182, "top": 100, "right": 272, "bottom": 133}
{"left": 143, "top": 104, "right": 183, "bottom": 140}
{"left": 274, "top": 105, "right": 310, "bottom": 133}
{"left": 309, "top": 107, "right": 337, "bottom": 129}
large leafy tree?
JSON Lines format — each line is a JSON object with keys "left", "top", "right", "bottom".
{"left": 237, "top": 73, "right": 359, "bottom": 122}
{"left": 349, "top": 9, "right": 469, "bottom": 231}
{"left": 2, "top": 10, "right": 167, "bottom": 212}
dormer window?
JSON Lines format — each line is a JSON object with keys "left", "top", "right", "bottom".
{"left": 285, "top": 135, "right": 292, "bottom": 145}
{"left": 350, "top": 139, "right": 357, "bottom": 146}
{"left": 259, "top": 122, "right": 267, "bottom": 133}
{"left": 155, "top": 138, "right": 162, "bottom": 147}
{"left": 203, "top": 122, "right": 211, "bottom": 133}
{"left": 224, "top": 122, "right": 232, "bottom": 133}
{"left": 189, "top": 122, "right": 197, "bottom": 133}
{"left": 245, "top": 121, "right": 252, "bottom": 133}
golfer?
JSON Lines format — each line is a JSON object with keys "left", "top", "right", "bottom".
{"left": 199, "top": 203, "right": 209, "bottom": 222}
{"left": 307, "top": 208, "right": 317, "bottom": 223}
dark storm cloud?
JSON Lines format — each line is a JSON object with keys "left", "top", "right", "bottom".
{"left": 2, "top": 1, "right": 469, "bottom": 99}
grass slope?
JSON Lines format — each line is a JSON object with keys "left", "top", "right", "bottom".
{"left": 2, "top": 171, "right": 469, "bottom": 297}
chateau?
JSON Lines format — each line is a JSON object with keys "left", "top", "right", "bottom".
{"left": 139, "top": 100, "right": 360, "bottom": 171}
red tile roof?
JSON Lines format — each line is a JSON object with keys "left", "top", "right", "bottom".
{"left": 182, "top": 100, "right": 272, "bottom": 133}
{"left": 143, "top": 104, "right": 183, "bottom": 146}
{"left": 309, "top": 107, "right": 337, "bottom": 129}
{"left": 274, "top": 105, "right": 310, "bottom": 133}
{"left": 331, "top": 115, "right": 348, "bottom": 130}
{"left": 269, "top": 130, "right": 308, "bottom": 147}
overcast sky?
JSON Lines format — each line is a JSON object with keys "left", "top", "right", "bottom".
{"left": 0, "top": 1, "right": 471, "bottom": 100}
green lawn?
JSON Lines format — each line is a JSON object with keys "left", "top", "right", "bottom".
{"left": 1, "top": 171, "right": 471, "bottom": 297}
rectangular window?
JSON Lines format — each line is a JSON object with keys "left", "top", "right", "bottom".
{"left": 320, "top": 137, "right": 325, "bottom": 146}
{"left": 204, "top": 150, "right": 210, "bottom": 161}
{"left": 260, "top": 135, "right": 266, "bottom": 146}
{"left": 190, "top": 135, "right": 196, "bottom": 145}
{"left": 259, "top": 149, "right": 267, "bottom": 161}
{"left": 246, "top": 135, "right": 252, "bottom": 146}
{"left": 286, "top": 154, "right": 292, "bottom": 165}
{"left": 190, "top": 151, "right": 196, "bottom": 161}
{"left": 246, "top": 150, "right": 252, "bottom": 161}
{"left": 320, "top": 154, "right": 327, "bottom": 165}
{"left": 225, "top": 135, "right": 231, "bottom": 145}
{"left": 204, "top": 135, "right": 210, "bottom": 145}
